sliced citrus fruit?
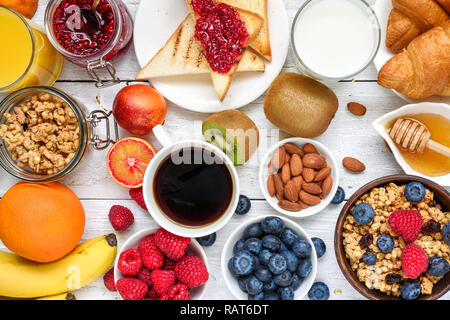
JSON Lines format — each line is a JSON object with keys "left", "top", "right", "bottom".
{"left": 107, "top": 137, "right": 156, "bottom": 188}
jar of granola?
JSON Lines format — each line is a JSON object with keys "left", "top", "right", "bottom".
{"left": 0, "top": 86, "right": 118, "bottom": 182}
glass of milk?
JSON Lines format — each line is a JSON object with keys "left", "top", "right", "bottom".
{"left": 291, "top": 0, "right": 381, "bottom": 80}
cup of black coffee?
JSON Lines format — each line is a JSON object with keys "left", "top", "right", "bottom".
{"left": 142, "top": 126, "right": 239, "bottom": 237}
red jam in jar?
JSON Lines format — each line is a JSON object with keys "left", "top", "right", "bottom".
{"left": 51, "top": 0, "right": 131, "bottom": 60}
{"left": 192, "top": 0, "right": 249, "bottom": 74}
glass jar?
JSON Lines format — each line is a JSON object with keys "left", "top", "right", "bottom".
{"left": 0, "top": 86, "right": 118, "bottom": 182}
{"left": 0, "top": 5, "right": 63, "bottom": 93}
{"left": 44, "top": 0, "right": 133, "bottom": 88}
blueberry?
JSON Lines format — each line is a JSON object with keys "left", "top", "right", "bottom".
{"left": 263, "top": 279, "right": 277, "bottom": 291}
{"left": 268, "top": 254, "right": 287, "bottom": 275}
{"left": 401, "top": 281, "right": 421, "bottom": 300}
{"left": 442, "top": 222, "right": 450, "bottom": 245}
{"left": 274, "top": 270, "right": 293, "bottom": 287}
{"left": 292, "top": 240, "right": 312, "bottom": 258}
{"left": 377, "top": 234, "right": 394, "bottom": 253}
{"left": 248, "top": 292, "right": 264, "bottom": 300}
{"left": 279, "top": 241, "right": 288, "bottom": 252}
{"left": 228, "top": 258, "right": 237, "bottom": 277}
{"left": 262, "top": 234, "right": 282, "bottom": 252}
{"left": 362, "top": 252, "right": 376, "bottom": 266}
{"left": 308, "top": 282, "right": 329, "bottom": 300}
{"left": 258, "top": 249, "right": 273, "bottom": 266}
{"left": 290, "top": 273, "right": 303, "bottom": 291}
{"left": 311, "top": 237, "right": 326, "bottom": 258}
{"left": 244, "top": 223, "right": 263, "bottom": 239}
{"left": 281, "top": 228, "right": 299, "bottom": 247}
{"left": 264, "top": 292, "right": 279, "bottom": 300}
{"left": 297, "top": 258, "right": 312, "bottom": 278}
{"left": 352, "top": 203, "right": 375, "bottom": 225}
{"left": 404, "top": 182, "right": 426, "bottom": 203}
{"left": 235, "top": 195, "right": 251, "bottom": 215}
{"left": 231, "top": 250, "right": 255, "bottom": 276}
{"left": 196, "top": 233, "right": 216, "bottom": 247}
{"left": 233, "top": 239, "right": 245, "bottom": 254}
{"left": 278, "top": 286, "right": 294, "bottom": 300}
{"left": 255, "top": 267, "right": 272, "bottom": 282}
{"left": 331, "top": 187, "right": 345, "bottom": 204}
{"left": 261, "top": 216, "right": 284, "bottom": 235}
{"left": 246, "top": 276, "right": 263, "bottom": 295}
{"left": 427, "top": 256, "right": 449, "bottom": 277}
{"left": 280, "top": 250, "right": 299, "bottom": 273}
{"left": 385, "top": 273, "right": 403, "bottom": 285}
{"left": 244, "top": 237, "right": 262, "bottom": 255}
{"left": 238, "top": 277, "right": 249, "bottom": 293}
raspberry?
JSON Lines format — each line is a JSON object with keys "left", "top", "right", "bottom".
{"left": 164, "top": 258, "right": 177, "bottom": 270}
{"left": 118, "top": 249, "right": 142, "bottom": 276}
{"left": 175, "top": 255, "right": 209, "bottom": 288}
{"left": 109, "top": 205, "right": 134, "bottom": 231}
{"left": 103, "top": 268, "right": 116, "bottom": 292}
{"left": 136, "top": 267, "right": 153, "bottom": 287}
{"left": 116, "top": 278, "right": 148, "bottom": 300}
{"left": 146, "top": 288, "right": 161, "bottom": 300}
{"left": 141, "top": 247, "right": 164, "bottom": 270}
{"left": 160, "top": 283, "right": 190, "bottom": 300}
{"left": 388, "top": 210, "right": 423, "bottom": 243}
{"left": 129, "top": 187, "right": 147, "bottom": 210}
{"left": 151, "top": 269, "right": 176, "bottom": 295}
{"left": 154, "top": 228, "right": 190, "bottom": 261}
{"left": 138, "top": 235, "right": 158, "bottom": 252}
{"left": 401, "top": 243, "right": 429, "bottom": 279}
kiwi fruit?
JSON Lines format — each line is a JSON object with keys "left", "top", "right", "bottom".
{"left": 202, "top": 110, "right": 259, "bottom": 166}
{"left": 264, "top": 73, "right": 338, "bottom": 138}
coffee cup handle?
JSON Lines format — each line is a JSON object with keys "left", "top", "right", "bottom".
{"left": 153, "top": 124, "right": 172, "bottom": 148}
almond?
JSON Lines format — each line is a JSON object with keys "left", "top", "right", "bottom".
{"left": 267, "top": 175, "right": 276, "bottom": 197}
{"left": 290, "top": 154, "right": 303, "bottom": 177}
{"left": 314, "top": 167, "right": 331, "bottom": 182}
{"left": 303, "top": 143, "right": 318, "bottom": 154}
{"left": 347, "top": 102, "right": 367, "bottom": 116}
{"left": 302, "top": 182, "right": 322, "bottom": 195}
{"left": 302, "top": 167, "right": 315, "bottom": 183}
{"left": 273, "top": 174, "right": 284, "bottom": 196}
{"left": 276, "top": 193, "right": 285, "bottom": 201}
{"left": 284, "top": 180, "right": 299, "bottom": 202}
{"left": 302, "top": 153, "right": 325, "bottom": 169}
{"left": 297, "top": 200, "right": 309, "bottom": 209}
{"left": 284, "top": 143, "right": 304, "bottom": 157}
{"left": 281, "top": 163, "right": 291, "bottom": 184}
{"left": 299, "top": 191, "right": 321, "bottom": 206}
{"left": 291, "top": 176, "right": 303, "bottom": 192}
{"left": 270, "top": 147, "right": 286, "bottom": 171}
{"left": 278, "top": 200, "right": 303, "bottom": 212}
{"left": 342, "top": 157, "right": 366, "bottom": 172}
{"left": 285, "top": 153, "right": 291, "bottom": 165}
{"left": 321, "top": 176, "right": 333, "bottom": 198}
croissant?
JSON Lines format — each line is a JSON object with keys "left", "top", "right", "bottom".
{"left": 386, "top": 0, "right": 448, "bottom": 53}
{"left": 378, "top": 21, "right": 450, "bottom": 99}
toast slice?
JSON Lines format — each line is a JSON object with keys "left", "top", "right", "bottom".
{"left": 185, "top": 0, "right": 264, "bottom": 101}
{"left": 135, "top": 15, "right": 265, "bottom": 80}
{"left": 220, "top": 0, "right": 271, "bottom": 61}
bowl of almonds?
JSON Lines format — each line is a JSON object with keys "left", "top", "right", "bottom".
{"left": 259, "top": 138, "right": 339, "bottom": 217}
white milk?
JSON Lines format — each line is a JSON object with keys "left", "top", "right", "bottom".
{"left": 293, "top": 0, "right": 379, "bottom": 79}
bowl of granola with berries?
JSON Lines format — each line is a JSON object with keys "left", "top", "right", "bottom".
{"left": 335, "top": 175, "right": 449, "bottom": 300}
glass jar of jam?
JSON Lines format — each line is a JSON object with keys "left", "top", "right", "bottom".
{"left": 44, "top": 0, "right": 133, "bottom": 88}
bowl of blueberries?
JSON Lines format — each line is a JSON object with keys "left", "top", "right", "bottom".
{"left": 221, "top": 215, "right": 319, "bottom": 300}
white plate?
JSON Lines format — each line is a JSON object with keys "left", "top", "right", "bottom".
{"left": 373, "top": 0, "right": 450, "bottom": 104}
{"left": 133, "top": 0, "right": 290, "bottom": 113}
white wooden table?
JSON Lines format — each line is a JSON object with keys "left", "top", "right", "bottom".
{"left": 0, "top": 0, "right": 448, "bottom": 300}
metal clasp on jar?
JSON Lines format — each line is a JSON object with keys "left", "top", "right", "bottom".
{"left": 86, "top": 59, "right": 120, "bottom": 88}
{"left": 87, "top": 110, "right": 119, "bottom": 150}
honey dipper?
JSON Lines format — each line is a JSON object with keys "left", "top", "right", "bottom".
{"left": 388, "top": 118, "right": 450, "bottom": 157}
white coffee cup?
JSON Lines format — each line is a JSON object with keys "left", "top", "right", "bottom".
{"left": 142, "top": 125, "right": 240, "bottom": 237}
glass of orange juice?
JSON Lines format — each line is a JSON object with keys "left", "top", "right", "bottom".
{"left": 0, "top": 5, "right": 63, "bottom": 92}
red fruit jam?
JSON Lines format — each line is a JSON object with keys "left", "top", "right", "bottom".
{"left": 192, "top": 0, "right": 249, "bottom": 74}
{"left": 52, "top": 0, "right": 117, "bottom": 57}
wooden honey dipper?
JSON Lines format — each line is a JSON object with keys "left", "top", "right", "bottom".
{"left": 389, "top": 118, "right": 450, "bottom": 157}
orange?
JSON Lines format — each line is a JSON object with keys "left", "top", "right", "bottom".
{"left": 0, "top": 182, "right": 85, "bottom": 262}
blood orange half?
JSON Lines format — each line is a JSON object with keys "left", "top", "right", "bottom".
{"left": 107, "top": 137, "right": 157, "bottom": 188}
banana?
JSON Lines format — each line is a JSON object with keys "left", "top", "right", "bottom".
{"left": 36, "top": 293, "right": 76, "bottom": 300}
{"left": 0, "top": 234, "right": 117, "bottom": 298}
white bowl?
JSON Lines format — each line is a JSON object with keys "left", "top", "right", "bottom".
{"left": 372, "top": 102, "right": 450, "bottom": 186}
{"left": 114, "top": 227, "right": 209, "bottom": 300}
{"left": 259, "top": 138, "right": 339, "bottom": 217}
{"left": 221, "top": 215, "right": 317, "bottom": 300}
